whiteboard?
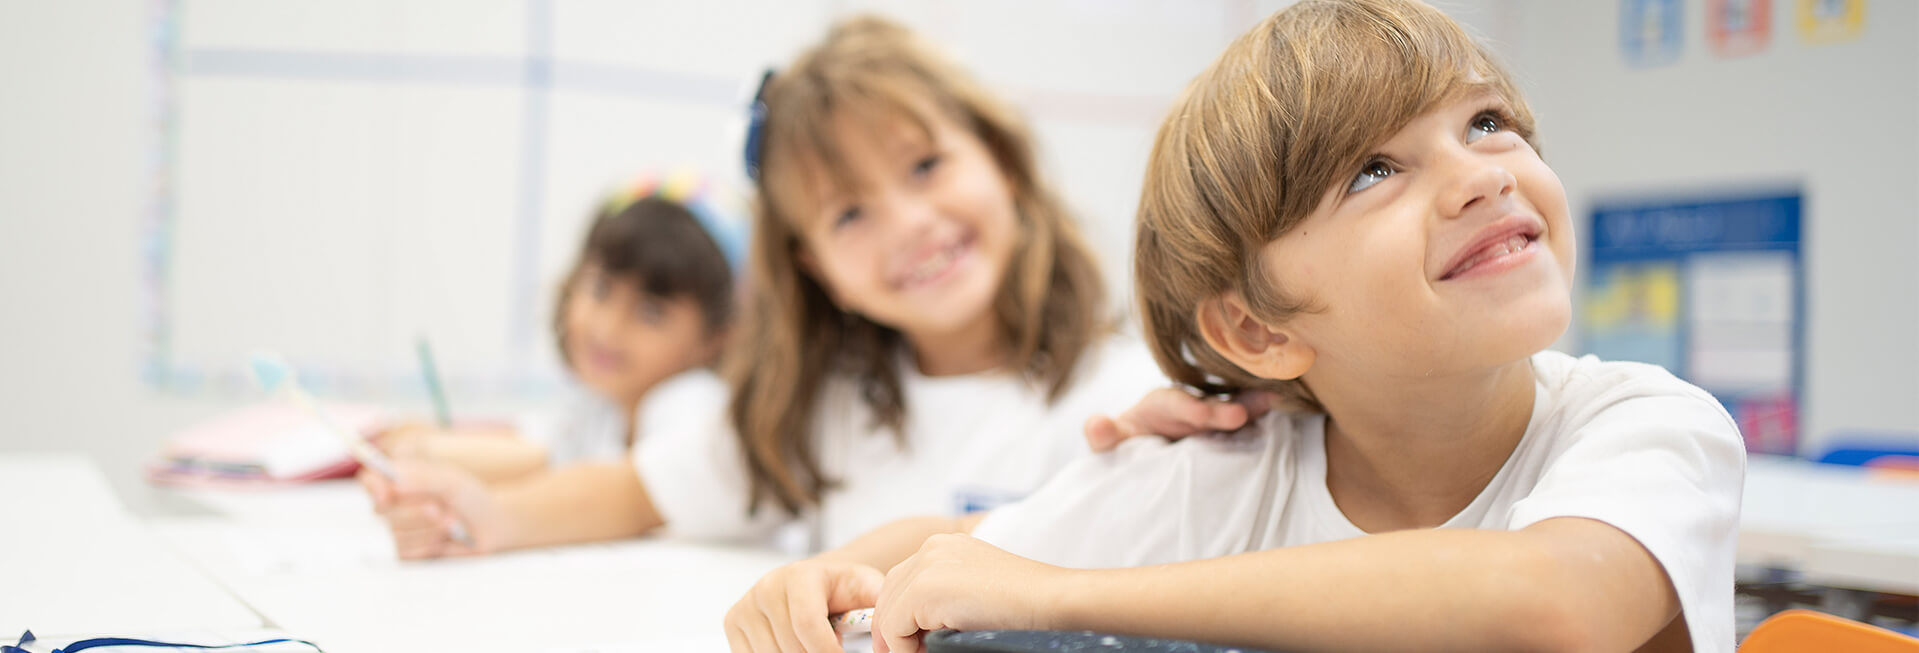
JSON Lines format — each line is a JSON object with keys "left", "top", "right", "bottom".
{"left": 149, "top": 0, "right": 1249, "bottom": 399}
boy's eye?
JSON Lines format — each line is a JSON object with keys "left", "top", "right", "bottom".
{"left": 832, "top": 206, "right": 862, "bottom": 230}
{"left": 912, "top": 154, "right": 941, "bottom": 177}
{"left": 589, "top": 274, "right": 611, "bottom": 300}
{"left": 1347, "top": 159, "right": 1395, "bottom": 193}
{"left": 1466, "top": 113, "right": 1503, "bottom": 143}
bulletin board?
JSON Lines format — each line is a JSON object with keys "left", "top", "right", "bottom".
{"left": 1583, "top": 190, "right": 1804, "bottom": 454}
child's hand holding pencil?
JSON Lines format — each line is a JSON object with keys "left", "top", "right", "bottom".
{"left": 724, "top": 559, "right": 885, "bottom": 651}
{"left": 358, "top": 459, "right": 497, "bottom": 559}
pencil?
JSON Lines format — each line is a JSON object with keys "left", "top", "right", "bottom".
{"left": 415, "top": 336, "right": 452, "bottom": 428}
{"left": 832, "top": 608, "right": 875, "bottom": 635}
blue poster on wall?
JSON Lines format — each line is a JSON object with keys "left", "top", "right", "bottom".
{"left": 1584, "top": 191, "right": 1803, "bottom": 455}
{"left": 1620, "top": 0, "right": 1684, "bottom": 68}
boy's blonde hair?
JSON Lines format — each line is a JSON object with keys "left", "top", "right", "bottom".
{"left": 728, "top": 15, "right": 1108, "bottom": 516}
{"left": 1136, "top": 0, "right": 1536, "bottom": 408}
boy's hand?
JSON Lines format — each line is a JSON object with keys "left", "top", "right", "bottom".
{"left": 724, "top": 559, "right": 884, "bottom": 653}
{"left": 358, "top": 460, "right": 501, "bottom": 559}
{"left": 1082, "top": 388, "right": 1278, "bottom": 452}
{"left": 872, "top": 534, "right": 1071, "bottom": 653}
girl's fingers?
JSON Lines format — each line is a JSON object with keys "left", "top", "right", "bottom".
{"left": 1205, "top": 401, "right": 1250, "bottom": 430}
{"left": 358, "top": 469, "right": 393, "bottom": 506}
{"left": 1082, "top": 414, "right": 1124, "bottom": 452}
{"left": 379, "top": 501, "right": 441, "bottom": 530}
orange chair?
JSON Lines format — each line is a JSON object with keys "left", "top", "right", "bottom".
{"left": 1741, "top": 609, "right": 1919, "bottom": 652}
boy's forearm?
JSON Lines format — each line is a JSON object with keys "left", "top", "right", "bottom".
{"left": 491, "top": 462, "right": 663, "bottom": 550}
{"left": 1050, "top": 521, "right": 1676, "bottom": 652}
{"left": 815, "top": 513, "right": 987, "bottom": 572}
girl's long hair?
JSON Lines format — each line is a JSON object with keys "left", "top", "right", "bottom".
{"left": 726, "top": 15, "right": 1109, "bottom": 517}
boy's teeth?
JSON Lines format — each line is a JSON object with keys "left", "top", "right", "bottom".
{"left": 1453, "top": 235, "right": 1529, "bottom": 276}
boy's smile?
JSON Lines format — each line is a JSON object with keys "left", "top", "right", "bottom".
{"left": 1435, "top": 213, "right": 1543, "bottom": 282}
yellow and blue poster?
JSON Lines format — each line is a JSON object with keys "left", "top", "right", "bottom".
{"left": 1798, "top": 0, "right": 1865, "bottom": 45}
{"left": 1621, "top": 0, "right": 1684, "bottom": 68}
{"left": 1584, "top": 191, "right": 1803, "bottom": 454}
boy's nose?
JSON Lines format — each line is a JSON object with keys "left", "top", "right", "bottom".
{"left": 1437, "top": 155, "right": 1517, "bottom": 219}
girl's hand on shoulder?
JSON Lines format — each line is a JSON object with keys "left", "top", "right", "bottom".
{"left": 725, "top": 558, "right": 884, "bottom": 653}
{"left": 872, "top": 534, "right": 1072, "bottom": 653}
{"left": 1082, "top": 388, "right": 1278, "bottom": 452}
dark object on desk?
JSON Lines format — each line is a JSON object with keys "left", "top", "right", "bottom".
{"left": 925, "top": 629, "right": 1281, "bottom": 653}
{"left": 3, "top": 630, "right": 324, "bottom": 653}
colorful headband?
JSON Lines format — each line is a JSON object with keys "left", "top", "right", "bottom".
{"left": 742, "top": 69, "right": 774, "bottom": 183}
{"left": 601, "top": 169, "right": 748, "bottom": 271}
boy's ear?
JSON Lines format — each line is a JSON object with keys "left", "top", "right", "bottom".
{"left": 1194, "top": 290, "right": 1314, "bottom": 381}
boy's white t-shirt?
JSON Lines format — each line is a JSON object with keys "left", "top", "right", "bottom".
{"left": 634, "top": 336, "right": 1169, "bottom": 551}
{"left": 972, "top": 350, "right": 1746, "bottom": 652}
{"left": 516, "top": 384, "right": 631, "bottom": 466}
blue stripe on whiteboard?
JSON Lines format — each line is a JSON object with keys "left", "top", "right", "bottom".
{"left": 509, "top": 0, "right": 552, "bottom": 373}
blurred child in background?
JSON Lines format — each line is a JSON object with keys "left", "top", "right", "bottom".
{"left": 361, "top": 181, "right": 740, "bottom": 556}
{"left": 361, "top": 15, "right": 1169, "bottom": 564}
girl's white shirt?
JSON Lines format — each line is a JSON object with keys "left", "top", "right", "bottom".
{"left": 515, "top": 383, "right": 631, "bottom": 466}
{"left": 634, "top": 334, "right": 1170, "bottom": 552}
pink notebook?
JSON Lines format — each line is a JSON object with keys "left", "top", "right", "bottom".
{"left": 146, "top": 401, "right": 390, "bottom": 488}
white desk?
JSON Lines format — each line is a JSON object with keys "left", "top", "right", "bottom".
{"left": 0, "top": 454, "right": 265, "bottom": 638}
{"left": 1800, "top": 536, "right": 1919, "bottom": 596}
{"left": 1739, "top": 455, "right": 1919, "bottom": 594}
{"left": 27, "top": 452, "right": 1911, "bottom": 651}
{"left": 5, "top": 455, "right": 799, "bottom": 652}
{"left": 149, "top": 481, "right": 797, "bottom": 653}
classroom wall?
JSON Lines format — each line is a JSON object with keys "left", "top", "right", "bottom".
{"left": 1477, "top": 0, "right": 1919, "bottom": 457}
{"left": 0, "top": 0, "right": 1241, "bottom": 508}
{"left": 1, "top": 1, "right": 1913, "bottom": 509}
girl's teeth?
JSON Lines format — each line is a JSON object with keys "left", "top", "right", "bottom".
{"left": 909, "top": 247, "right": 955, "bottom": 283}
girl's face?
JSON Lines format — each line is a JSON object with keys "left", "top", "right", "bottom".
{"left": 791, "top": 107, "right": 1019, "bottom": 346}
{"left": 1264, "top": 92, "right": 1576, "bottom": 380}
{"left": 562, "top": 265, "right": 716, "bottom": 405}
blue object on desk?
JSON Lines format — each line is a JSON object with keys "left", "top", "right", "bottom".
{"left": 1815, "top": 436, "right": 1919, "bottom": 467}
{"left": 4, "top": 631, "right": 322, "bottom": 653}
{"left": 925, "top": 630, "right": 1281, "bottom": 653}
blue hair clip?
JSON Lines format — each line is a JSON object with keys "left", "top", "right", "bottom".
{"left": 742, "top": 69, "right": 774, "bottom": 183}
